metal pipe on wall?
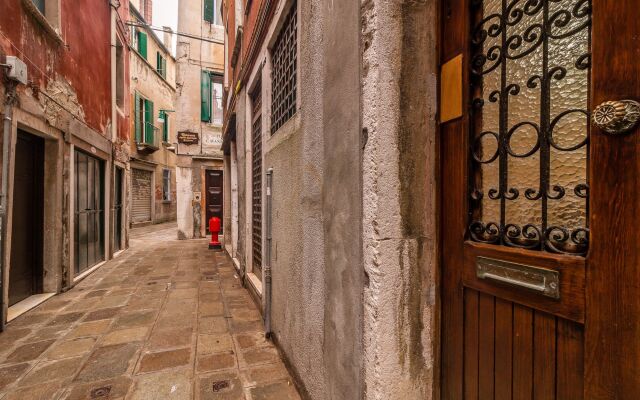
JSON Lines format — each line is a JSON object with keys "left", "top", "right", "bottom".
{"left": 264, "top": 168, "right": 273, "bottom": 338}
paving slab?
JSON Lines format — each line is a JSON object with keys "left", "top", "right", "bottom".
{"left": 0, "top": 222, "right": 300, "bottom": 399}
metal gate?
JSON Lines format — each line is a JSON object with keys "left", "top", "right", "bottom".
{"left": 131, "top": 168, "right": 152, "bottom": 223}
{"left": 251, "top": 82, "right": 263, "bottom": 277}
{"left": 75, "top": 150, "right": 104, "bottom": 274}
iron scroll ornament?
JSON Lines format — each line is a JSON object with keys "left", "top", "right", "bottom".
{"left": 468, "top": 0, "right": 591, "bottom": 256}
{"left": 592, "top": 100, "right": 640, "bottom": 135}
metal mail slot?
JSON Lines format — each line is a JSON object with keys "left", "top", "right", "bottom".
{"left": 476, "top": 257, "right": 560, "bottom": 299}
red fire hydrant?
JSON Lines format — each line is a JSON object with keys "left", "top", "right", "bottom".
{"left": 208, "top": 217, "right": 222, "bottom": 250}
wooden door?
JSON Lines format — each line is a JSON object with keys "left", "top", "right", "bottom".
{"left": 9, "top": 131, "right": 43, "bottom": 306}
{"left": 440, "top": 0, "right": 640, "bottom": 397}
{"left": 75, "top": 151, "right": 104, "bottom": 274}
{"left": 205, "top": 170, "right": 223, "bottom": 233}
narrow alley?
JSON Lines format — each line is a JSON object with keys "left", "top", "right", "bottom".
{"left": 0, "top": 223, "right": 299, "bottom": 400}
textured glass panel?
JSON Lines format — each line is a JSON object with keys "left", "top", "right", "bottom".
{"left": 469, "top": 0, "right": 591, "bottom": 255}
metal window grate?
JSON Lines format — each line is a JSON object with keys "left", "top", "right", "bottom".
{"left": 251, "top": 83, "right": 263, "bottom": 273}
{"left": 270, "top": 2, "right": 297, "bottom": 134}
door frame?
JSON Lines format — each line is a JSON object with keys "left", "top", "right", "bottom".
{"left": 438, "top": 0, "right": 640, "bottom": 396}
{"left": 1, "top": 116, "right": 64, "bottom": 328}
{"left": 72, "top": 148, "right": 107, "bottom": 280}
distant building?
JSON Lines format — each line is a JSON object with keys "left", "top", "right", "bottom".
{"left": 128, "top": 0, "right": 178, "bottom": 227}
{"left": 174, "top": 0, "right": 225, "bottom": 240}
{"left": 0, "top": 0, "right": 131, "bottom": 326}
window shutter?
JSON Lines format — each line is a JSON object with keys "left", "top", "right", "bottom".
{"left": 204, "top": 0, "right": 214, "bottom": 23}
{"left": 162, "top": 57, "right": 167, "bottom": 79}
{"left": 201, "top": 71, "right": 211, "bottom": 122}
{"left": 156, "top": 52, "right": 161, "bottom": 74}
{"left": 144, "top": 99, "right": 154, "bottom": 144}
{"left": 138, "top": 31, "right": 148, "bottom": 59}
{"left": 162, "top": 111, "right": 169, "bottom": 142}
{"left": 134, "top": 92, "right": 141, "bottom": 142}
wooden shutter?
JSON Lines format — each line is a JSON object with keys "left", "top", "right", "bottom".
{"left": 162, "top": 57, "right": 167, "bottom": 79}
{"left": 138, "top": 31, "right": 147, "bottom": 59}
{"left": 134, "top": 92, "right": 142, "bottom": 142}
{"left": 144, "top": 99, "right": 154, "bottom": 144}
{"left": 162, "top": 111, "right": 169, "bottom": 142}
{"left": 204, "top": 0, "right": 214, "bottom": 23}
{"left": 201, "top": 71, "right": 211, "bottom": 122}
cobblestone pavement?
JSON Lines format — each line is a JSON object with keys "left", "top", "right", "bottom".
{"left": 0, "top": 223, "right": 300, "bottom": 399}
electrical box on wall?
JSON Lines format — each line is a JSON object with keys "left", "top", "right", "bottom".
{"left": 5, "top": 56, "right": 28, "bottom": 85}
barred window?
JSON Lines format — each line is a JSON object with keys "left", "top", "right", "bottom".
{"left": 270, "top": 2, "right": 297, "bottom": 134}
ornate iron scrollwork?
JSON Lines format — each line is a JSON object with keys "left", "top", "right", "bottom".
{"left": 468, "top": 0, "right": 591, "bottom": 256}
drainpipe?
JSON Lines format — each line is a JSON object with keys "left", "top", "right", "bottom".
{"left": 264, "top": 168, "right": 273, "bottom": 338}
{"left": 0, "top": 79, "right": 17, "bottom": 332}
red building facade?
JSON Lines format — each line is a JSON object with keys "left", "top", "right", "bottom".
{"left": 0, "top": 0, "right": 130, "bottom": 327}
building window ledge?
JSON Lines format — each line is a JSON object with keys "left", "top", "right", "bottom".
{"left": 136, "top": 142, "right": 159, "bottom": 154}
{"left": 21, "top": 0, "right": 65, "bottom": 45}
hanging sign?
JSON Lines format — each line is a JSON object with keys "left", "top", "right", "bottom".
{"left": 177, "top": 131, "right": 200, "bottom": 145}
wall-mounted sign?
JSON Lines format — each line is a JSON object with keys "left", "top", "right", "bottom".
{"left": 177, "top": 131, "right": 200, "bottom": 145}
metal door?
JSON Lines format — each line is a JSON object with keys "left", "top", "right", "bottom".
{"left": 74, "top": 150, "right": 104, "bottom": 274}
{"left": 131, "top": 168, "right": 152, "bottom": 223}
{"left": 113, "top": 167, "right": 123, "bottom": 252}
{"left": 440, "top": 0, "right": 640, "bottom": 397}
{"left": 9, "top": 131, "right": 43, "bottom": 306}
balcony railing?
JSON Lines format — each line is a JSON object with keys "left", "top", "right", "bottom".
{"left": 136, "top": 123, "right": 160, "bottom": 154}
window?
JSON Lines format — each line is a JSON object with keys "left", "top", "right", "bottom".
{"left": 204, "top": 0, "right": 222, "bottom": 26}
{"left": 156, "top": 52, "right": 167, "bottom": 79}
{"left": 28, "top": 0, "right": 60, "bottom": 31}
{"left": 32, "top": 0, "right": 45, "bottom": 14}
{"left": 201, "top": 72, "right": 224, "bottom": 125}
{"left": 116, "top": 39, "right": 125, "bottom": 108}
{"left": 162, "top": 169, "right": 171, "bottom": 201}
{"left": 134, "top": 92, "right": 155, "bottom": 145}
{"left": 135, "top": 29, "right": 148, "bottom": 59}
{"left": 160, "top": 111, "right": 169, "bottom": 142}
{"left": 270, "top": 2, "right": 297, "bottom": 134}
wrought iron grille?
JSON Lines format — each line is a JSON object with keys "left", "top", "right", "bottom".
{"left": 251, "top": 83, "right": 263, "bottom": 272}
{"left": 270, "top": 2, "right": 297, "bottom": 134}
{"left": 468, "top": 0, "right": 591, "bottom": 255}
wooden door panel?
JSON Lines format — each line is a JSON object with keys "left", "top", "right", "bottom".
{"left": 462, "top": 287, "right": 584, "bottom": 399}
{"left": 462, "top": 242, "right": 585, "bottom": 323}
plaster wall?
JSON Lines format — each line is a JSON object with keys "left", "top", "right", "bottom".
{"left": 360, "top": 0, "right": 439, "bottom": 398}
{"left": 235, "top": 0, "right": 363, "bottom": 398}
{"left": 129, "top": 43, "right": 178, "bottom": 224}
{"left": 174, "top": 0, "right": 225, "bottom": 239}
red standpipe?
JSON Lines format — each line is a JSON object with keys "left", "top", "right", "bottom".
{"left": 208, "top": 217, "right": 222, "bottom": 250}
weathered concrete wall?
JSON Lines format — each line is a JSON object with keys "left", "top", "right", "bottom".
{"left": 361, "top": 0, "right": 439, "bottom": 398}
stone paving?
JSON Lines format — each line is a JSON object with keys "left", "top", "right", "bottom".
{"left": 0, "top": 223, "right": 300, "bottom": 400}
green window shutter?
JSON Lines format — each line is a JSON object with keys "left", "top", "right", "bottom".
{"left": 144, "top": 99, "right": 154, "bottom": 144}
{"left": 162, "top": 58, "right": 167, "bottom": 79}
{"left": 204, "top": 0, "right": 214, "bottom": 23}
{"left": 201, "top": 71, "right": 211, "bottom": 122}
{"left": 162, "top": 112, "right": 169, "bottom": 142}
{"left": 156, "top": 52, "right": 161, "bottom": 74}
{"left": 138, "top": 31, "right": 148, "bottom": 59}
{"left": 134, "top": 92, "right": 141, "bottom": 142}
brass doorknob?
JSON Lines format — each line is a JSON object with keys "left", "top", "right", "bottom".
{"left": 592, "top": 100, "right": 640, "bottom": 135}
